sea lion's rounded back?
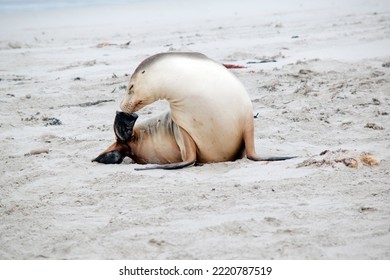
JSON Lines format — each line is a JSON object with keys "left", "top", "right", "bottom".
{"left": 121, "top": 52, "right": 254, "bottom": 163}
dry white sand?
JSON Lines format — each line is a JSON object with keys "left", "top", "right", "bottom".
{"left": 0, "top": 0, "right": 389, "bottom": 259}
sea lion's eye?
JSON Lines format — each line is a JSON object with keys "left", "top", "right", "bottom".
{"left": 141, "top": 70, "right": 146, "bottom": 74}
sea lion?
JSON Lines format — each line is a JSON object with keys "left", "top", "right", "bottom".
{"left": 94, "top": 52, "right": 294, "bottom": 170}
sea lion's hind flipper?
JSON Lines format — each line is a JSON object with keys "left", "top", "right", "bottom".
{"left": 92, "top": 142, "right": 128, "bottom": 164}
{"left": 114, "top": 111, "right": 138, "bottom": 143}
{"left": 92, "top": 150, "right": 125, "bottom": 164}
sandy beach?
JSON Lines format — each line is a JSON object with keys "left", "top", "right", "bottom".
{"left": 0, "top": 0, "right": 389, "bottom": 259}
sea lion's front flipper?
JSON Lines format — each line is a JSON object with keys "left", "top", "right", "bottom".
{"left": 134, "top": 126, "right": 197, "bottom": 171}
{"left": 243, "top": 116, "right": 297, "bottom": 162}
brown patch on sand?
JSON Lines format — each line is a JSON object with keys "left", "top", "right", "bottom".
{"left": 297, "top": 149, "right": 379, "bottom": 169}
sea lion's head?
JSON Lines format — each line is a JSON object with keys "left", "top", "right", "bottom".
{"left": 120, "top": 52, "right": 208, "bottom": 113}
{"left": 120, "top": 54, "right": 166, "bottom": 113}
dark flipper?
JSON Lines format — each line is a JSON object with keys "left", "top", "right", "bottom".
{"left": 114, "top": 111, "right": 138, "bottom": 143}
{"left": 92, "top": 150, "right": 125, "bottom": 164}
{"left": 248, "top": 156, "right": 297, "bottom": 161}
{"left": 134, "top": 160, "right": 196, "bottom": 171}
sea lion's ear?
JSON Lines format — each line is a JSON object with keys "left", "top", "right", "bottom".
{"left": 114, "top": 111, "right": 139, "bottom": 143}
{"left": 92, "top": 142, "right": 127, "bottom": 164}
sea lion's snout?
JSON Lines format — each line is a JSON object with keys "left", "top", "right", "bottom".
{"left": 114, "top": 111, "right": 138, "bottom": 143}
{"left": 120, "top": 97, "right": 135, "bottom": 114}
